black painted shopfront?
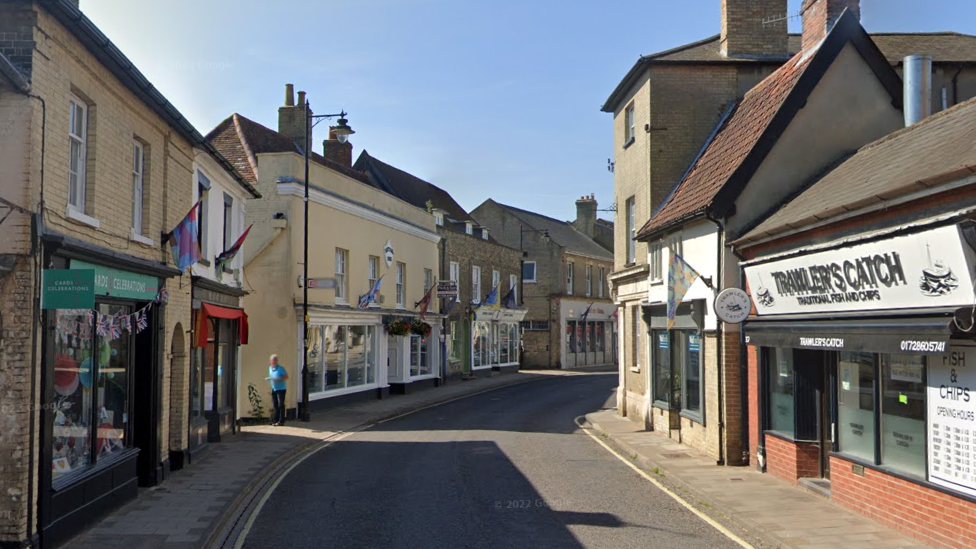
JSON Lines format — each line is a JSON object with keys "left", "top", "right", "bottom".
{"left": 188, "top": 277, "right": 247, "bottom": 456}
{"left": 38, "top": 234, "right": 178, "bottom": 547}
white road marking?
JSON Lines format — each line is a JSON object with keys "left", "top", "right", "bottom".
{"left": 576, "top": 420, "right": 755, "bottom": 549}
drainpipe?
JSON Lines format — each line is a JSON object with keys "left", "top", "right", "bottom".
{"left": 705, "top": 214, "right": 726, "bottom": 466}
{"left": 952, "top": 65, "right": 963, "bottom": 107}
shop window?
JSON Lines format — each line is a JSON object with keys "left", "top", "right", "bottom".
{"left": 500, "top": 323, "right": 511, "bottom": 364}
{"left": 491, "top": 323, "right": 501, "bottom": 365}
{"left": 324, "top": 325, "right": 347, "bottom": 391}
{"left": 881, "top": 354, "right": 926, "bottom": 477}
{"left": 838, "top": 351, "right": 877, "bottom": 463}
{"left": 347, "top": 326, "right": 367, "bottom": 387}
{"left": 768, "top": 348, "right": 795, "bottom": 438}
{"left": 587, "top": 322, "right": 595, "bottom": 352}
{"left": 595, "top": 323, "right": 605, "bottom": 352}
{"left": 410, "top": 335, "right": 431, "bottom": 376}
{"left": 632, "top": 307, "right": 641, "bottom": 371}
{"left": 473, "top": 321, "right": 490, "bottom": 368}
{"left": 51, "top": 304, "right": 132, "bottom": 480}
{"left": 682, "top": 332, "right": 702, "bottom": 415}
{"left": 567, "top": 321, "right": 577, "bottom": 354}
{"left": 652, "top": 330, "right": 671, "bottom": 406}
{"left": 308, "top": 324, "right": 377, "bottom": 392}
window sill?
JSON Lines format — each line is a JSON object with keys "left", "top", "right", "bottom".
{"left": 827, "top": 452, "right": 965, "bottom": 503}
{"left": 679, "top": 409, "right": 704, "bottom": 425}
{"left": 130, "top": 230, "right": 155, "bottom": 247}
{"left": 197, "top": 258, "right": 211, "bottom": 267}
{"left": 66, "top": 207, "right": 100, "bottom": 229}
{"left": 52, "top": 447, "right": 140, "bottom": 491}
{"left": 629, "top": 367, "right": 641, "bottom": 373}
{"left": 650, "top": 278, "right": 663, "bottom": 286}
{"left": 623, "top": 136, "right": 636, "bottom": 149}
{"left": 523, "top": 280, "right": 537, "bottom": 284}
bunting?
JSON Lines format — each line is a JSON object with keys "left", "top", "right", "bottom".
{"left": 52, "top": 286, "right": 168, "bottom": 344}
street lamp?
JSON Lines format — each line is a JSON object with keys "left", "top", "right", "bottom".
{"left": 299, "top": 100, "right": 355, "bottom": 422}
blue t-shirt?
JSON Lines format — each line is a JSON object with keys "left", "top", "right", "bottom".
{"left": 268, "top": 365, "right": 287, "bottom": 391}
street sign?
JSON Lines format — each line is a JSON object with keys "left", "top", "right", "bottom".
{"left": 713, "top": 288, "right": 751, "bottom": 324}
{"left": 42, "top": 269, "right": 95, "bottom": 309}
{"left": 437, "top": 280, "right": 458, "bottom": 298}
{"left": 298, "top": 276, "right": 338, "bottom": 289}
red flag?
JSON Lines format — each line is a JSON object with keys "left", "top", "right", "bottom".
{"left": 216, "top": 224, "right": 252, "bottom": 266}
{"left": 415, "top": 282, "right": 437, "bottom": 320}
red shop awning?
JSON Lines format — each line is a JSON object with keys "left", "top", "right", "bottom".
{"left": 194, "top": 303, "right": 249, "bottom": 348}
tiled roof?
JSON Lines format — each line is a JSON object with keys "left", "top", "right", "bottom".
{"left": 353, "top": 151, "right": 474, "bottom": 224}
{"left": 206, "top": 114, "right": 369, "bottom": 185}
{"left": 740, "top": 96, "right": 976, "bottom": 244}
{"left": 602, "top": 31, "right": 976, "bottom": 112}
{"left": 494, "top": 203, "right": 614, "bottom": 260}
{"left": 636, "top": 50, "right": 815, "bottom": 239}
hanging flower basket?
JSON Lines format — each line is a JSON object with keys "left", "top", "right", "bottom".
{"left": 410, "top": 320, "right": 432, "bottom": 337}
{"left": 386, "top": 319, "right": 411, "bottom": 336}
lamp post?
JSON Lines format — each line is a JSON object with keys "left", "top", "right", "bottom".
{"left": 299, "top": 100, "right": 354, "bottom": 422}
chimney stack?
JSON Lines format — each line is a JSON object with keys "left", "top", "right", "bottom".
{"left": 904, "top": 55, "right": 933, "bottom": 126}
{"left": 720, "top": 0, "right": 788, "bottom": 59}
{"left": 322, "top": 127, "right": 353, "bottom": 168}
{"left": 278, "top": 84, "right": 310, "bottom": 144}
{"left": 575, "top": 194, "right": 597, "bottom": 238}
{"left": 801, "top": 0, "right": 860, "bottom": 51}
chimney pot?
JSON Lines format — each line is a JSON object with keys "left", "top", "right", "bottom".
{"left": 285, "top": 83, "right": 295, "bottom": 106}
{"left": 297, "top": 90, "right": 306, "bottom": 107}
{"left": 904, "top": 54, "right": 933, "bottom": 126}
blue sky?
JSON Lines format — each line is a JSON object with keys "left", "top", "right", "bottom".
{"left": 81, "top": 0, "right": 975, "bottom": 222}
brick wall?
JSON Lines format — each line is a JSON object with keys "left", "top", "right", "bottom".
{"left": 720, "top": 0, "right": 789, "bottom": 58}
{"left": 831, "top": 455, "right": 976, "bottom": 549}
{"left": 801, "top": 0, "right": 860, "bottom": 51}
{"left": 748, "top": 344, "right": 761, "bottom": 468}
{"left": 0, "top": 257, "right": 38, "bottom": 544}
{"left": 764, "top": 434, "right": 820, "bottom": 484}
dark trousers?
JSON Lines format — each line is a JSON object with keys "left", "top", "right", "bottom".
{"left": 271, "top": 389, "right": 287, "bottom": 424}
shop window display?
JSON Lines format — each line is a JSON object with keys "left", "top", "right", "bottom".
{"left": 838, "top": 351, "right": 876, "bottom": 462}
{"left": 769, "top": 348, "right": 795, "bottom": 437}
{"left": 881, "top": 354, "right": 926, "bottom": 477}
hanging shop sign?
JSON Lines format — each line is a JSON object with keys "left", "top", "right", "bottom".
{"left": 745, "top": 225, "right": 976, "bottom": 316}
{"left": 713, "top": 288, "right": 751, "bottom": 324}
{"left": 927, "top": 344, "right": 976, "bottom": 498}
{"left": 437, "top": 281, "right": 458, "bottom": 299}
{"left": 71, "top": 260, "right": 160, "bottom": 301}
{"left": 384, "top": 240, "right": 395, "bottom": 268}
{"left": 41, "top": 269, "right": 95, "bottom": 309}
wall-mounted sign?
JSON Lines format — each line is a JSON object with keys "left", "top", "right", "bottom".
{"left": 71, "top": 260, "right": 159, "bottom": 301}
{"left": 41, "top": 269, "right": 95, "bottom": 309}
{"left": 713, "top": 288, "right": 751, "bottom": 324}
{"left": 745, "top": 225, "right": 975, "bottom": 316}
{"left": 928, "top": 345, "right": 976, "bottom": 498}
{"left": 384, "top": 240, "right": 395, "bottom": 268}
{"left": 437, "top": 280, "right": 458, "bottom": 298}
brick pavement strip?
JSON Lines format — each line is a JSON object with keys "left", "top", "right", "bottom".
{"left": 63, "top": 371, "right": 552, "bottom": 549}
{"left": 581, "top": 410, "right": 933, "bottom": 549}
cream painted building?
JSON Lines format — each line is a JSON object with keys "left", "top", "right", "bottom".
{"left": 208, "top": 89, "right": 441, "bottom": 418}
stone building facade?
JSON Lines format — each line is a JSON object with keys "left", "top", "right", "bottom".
{"left": 0, "top": 1, "right": 248, "bottom": 546}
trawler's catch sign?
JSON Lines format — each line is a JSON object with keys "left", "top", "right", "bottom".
{"left": 745, "top": 225, "right": 975, "bottom": 316}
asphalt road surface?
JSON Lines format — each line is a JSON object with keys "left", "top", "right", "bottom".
{"left": 242, "top": 372, "right": 742, "bottom": 549}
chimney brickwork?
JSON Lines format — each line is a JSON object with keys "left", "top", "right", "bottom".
{"left": 322, "top": 128, "right": 353, "bottom": 168}
{"left": 720, "top": 0, "right": 789, "bottom": 59}
{"left": 801, "top": 0, "right": 860, "bottom": 51}
{"left": 278, "top": 85, "right": 310, "bottom": 145}
{"left": 575, "top": 194, "right": 597, "bottom": 238}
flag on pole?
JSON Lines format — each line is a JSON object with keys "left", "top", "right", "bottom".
{"left": 415, "top": 281, "right": 437, "bottom": 320}
{"left": 358, "top": 276, "right": 384, "bottom": 310}
{"left": 215, "top": 224, "right": 252, "bottom": 270}
{"left": 667, "top": 251, "right": 701, "bottom": 329}
{"left": 167, "top": 192, "right": 207, "bottom": 270}
{"left": 580, "top": 302, "right": 593, "bottom": 324}
{"left": 484, "top": 284, "right": 500, "bottom": 309}
{"left": 502, "top": 287, "right": 517, "bottom": 309}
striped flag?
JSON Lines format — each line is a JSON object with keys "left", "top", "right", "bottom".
{"left": 415, "top": 281, "right": 437, "bottom": 320}
{"left": 167, "top": 192, "right": 207, "bottom": 271}
{"left": 216, "top": 224, "right": 252, "bottom": 270}
{"left": 667, "top": 251, "right": 701, "bottom": 329}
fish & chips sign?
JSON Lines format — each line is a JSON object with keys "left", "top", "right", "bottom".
{"left": 745, "top": 225, "right": 975, "bottom": 316}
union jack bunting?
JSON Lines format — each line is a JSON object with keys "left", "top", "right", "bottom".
{"left": 156, "top": 286, "right": 169, "bottom": 304}
{"left": 136, "top": 310, "right": 149, "bottom": 332}
{"left": 109, "top": 316, "right": 123, "bottom": 340}
{"left": 96, "top": 314, "right": 109, "bottom": 338}
{"left": 119, "top": 314, "right": 131, "bottom": 333}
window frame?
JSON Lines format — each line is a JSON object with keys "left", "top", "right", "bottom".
{"left": 472, "top": 265, "right": 482, "bottom": 303}
{"left": 509, "top": 274, "right": 517, "bottom": 304}
{"left": 449, "top": 261, "right": 459, "bottom": 283}
{"left": 68, "top": 96, "right": 88, "bottom": 212}
{"left": 132, "top": 140, "right": 145, "bottom": 234}
{"left": 650, "top": 242, "right": 663, "bottom": 283}
{"left": 626, "top": 197, "right": 636, "bottom": 265}
{"left": 396, "top": 262, "right": 405, "bottom": 308}
{"left": 368, "top": 255, "right": 379, "bottom": 291}
{"left": 424, "top": 268, "right": 433, "bottom": 294}
{"left": 597, "top": 267, "right": 605, "bottom": 298}
{"left": 624, "top": 103, "right": 636, "bottom": 145}
{"left": 222, "top": 193, "right": 234, "bottom": 253}
{"left": 335, "top": 248, "right": 349, "bottom": 303}
{"left": 522, "top": 261, "right": 537, "bottom": 283}
{"left": 566, "top": 262, "right": 574, "bottom": 295}
{"left": 585, "top": 265, "right": 593, "bottom": 297}
{"left": 492, "top": 269, "right": 500, "bottom": 293}
{"left": 196, "top": 170, "right": 211, "bottom": 259}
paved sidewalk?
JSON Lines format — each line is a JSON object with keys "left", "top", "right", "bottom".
{"left": 583, "top": 410, "right": 931, "bottom": 549}
{"left": 64, "top": 371, "right": 558, "bottom": 549}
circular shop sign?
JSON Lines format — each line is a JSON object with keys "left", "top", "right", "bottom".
{"left": 713, "top": 288, "right": 751, "bottom": 324}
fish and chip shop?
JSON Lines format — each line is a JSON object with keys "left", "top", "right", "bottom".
{"left": 742, "top": 223, "right": 976, "bottom": 537}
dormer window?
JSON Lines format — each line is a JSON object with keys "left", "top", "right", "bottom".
{"left": 465, "top": 222, "right": 474, "bottom": 235}
{"left": 481, "top": 228, "right": 489, "bottom": 240}
{"left": 434, "top": 212, "right": 444, "bottom": 226}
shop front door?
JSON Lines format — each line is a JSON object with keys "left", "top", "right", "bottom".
{"left": 794, "top": 349, "right": 830, "bottom": 480}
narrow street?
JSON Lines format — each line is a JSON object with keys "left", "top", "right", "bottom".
{"left": 242, "top": 373, "right": 742, "bottom": 549}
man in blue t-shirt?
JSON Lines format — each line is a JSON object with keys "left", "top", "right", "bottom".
{"left": 265, "top": 354, "right": 289, "bottom": 426}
